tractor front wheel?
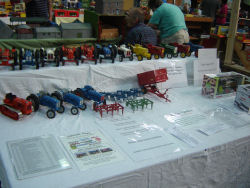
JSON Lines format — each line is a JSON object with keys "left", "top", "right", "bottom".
{"left": 47, "top": 109, "right": 56, "bottom": 119}
{"left": 71, "top": 107, "right": 79, "bottom": 115}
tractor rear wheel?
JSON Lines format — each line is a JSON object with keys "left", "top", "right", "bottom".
{"left": 57, "top": 105, "right": 65, "bottom": 113}
{"left": 51, "top": 91, "right": 63, "bottom": 106}
{"left": 26, "top": 94, "right": 40, "bottom": 112}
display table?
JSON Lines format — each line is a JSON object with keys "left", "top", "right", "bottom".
{"left": 0, "top": 58, "right": 250, "bottom": 188}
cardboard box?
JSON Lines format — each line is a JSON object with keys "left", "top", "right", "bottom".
{"left": 235, "top": 84, "right": 250, "bottom": 114}
{"left": 202, "top": 72, "right": 246, "bottom": 98}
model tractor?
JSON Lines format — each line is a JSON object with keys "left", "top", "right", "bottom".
{"left": 79, "top": 44, "right": 98, "bottom": 64}
{"left": 50, "top": 90, "right": 87, "bottom": 115}
{"left": 61, "top": 46, "right": 81, "bottom": 66}
{"left": 117, "top": 44, "right": 133, "bottom": 62}
{"left": 73, "top": 85, "right": 106, "bottom": 110}
{"left": 130, "top": 44, "right": 151, "bottom": 61}
{"left": 0, "top": 93, "right": 39, "bottom": 120}
{"left": 95, "top": 44, "right": 117, "bottom": 63}
{"left": 170, "top": 43, "right": 190, "bottom": 58}
{"left": 34, "top": 48, "right": 46, "bottom": 68}
{"left": 160, "top": 43, "right": 178, "bottom": 58}
{"left": 26, "top": 92, "right": 65, "bottom": 119}
{"left": 185, "top": 42, "right": 204, "bottom": 57}
{"left": 18, "top": 48, "right": 38, "bottom": 70}
{"left": 146, "top": 44, "right": 165, "bottom": 59}
{"left": 0, "top": 48, "right": 18, "bottom": 70}
{"left": 137, "top": 68, "right": 170, "bottom": 102}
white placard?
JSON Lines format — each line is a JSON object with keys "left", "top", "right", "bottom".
{"left": 7, "top": 135, "right": 71, "bottom": 180}
{"left": 60, "top": 131, "right": 124, "bottom": 171}
{"left": 95, "top": 116, "right": 181, "bottom": 162}
{"left": 193, "top": 58, "right": 220, "bottom": 86}
{"left": 198, "top": 48, "right": 217, "bottom": 60}
{"left": 198, "top": 123, "right": 230, "bottom": 136}
{"left": 159, "top": 60, "right": 188, "bottom": 88}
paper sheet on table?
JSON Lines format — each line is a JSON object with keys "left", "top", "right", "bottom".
{"left": 197, "top": 123, "right": 230, "bottom": 136}
{"left": 164, "top": 109, "right": 207, "bottom": 127}
{"left": 60, "top": 131, "right": 124, "bottom": 171}
{"left": 166, "top": 127, "right": 200, "bottom": 147}
{"left": 7, "top": 135, "right": 71, "bottom": 180}
{"left": 95, "top": 116, "right": 181, "bottom": 162}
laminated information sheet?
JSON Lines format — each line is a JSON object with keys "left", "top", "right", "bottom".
{"left": 96, "top": 116, "right": 182, "bottom": 162}
{"left": 7, "top": 135, "right": 71, "bottom": 180}
{"left": 60, "top": 131, "right": 124, "bottom": 171}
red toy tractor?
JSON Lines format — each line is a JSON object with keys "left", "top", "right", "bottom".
{"left": 0, "top": 93, "right": 39, "bottom": 120}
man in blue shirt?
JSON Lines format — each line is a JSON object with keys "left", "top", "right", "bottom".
{"left": 148, "top": 0, "right": 189, "bottom": 44}
{"left": 124, "top": 8, "right": 157, "bottom": 45}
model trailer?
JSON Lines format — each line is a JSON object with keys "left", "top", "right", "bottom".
{"left": 0, "top": 93, "right": 38, "bottom": 120}
{"left": 26, "top": 92, "right": 65, "bottom": 119}
{"left": 51, "top": 90, "right": 87, "bottom": 115}
{"left": 137, "top": 68, "right": 170, "bottom": 102}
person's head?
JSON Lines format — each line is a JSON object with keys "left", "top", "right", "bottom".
{"left": 125, "top": 8, "right": 144, "bottom": 28}
{"left": 148, "top": 0, "right": 163, "bottom": 11}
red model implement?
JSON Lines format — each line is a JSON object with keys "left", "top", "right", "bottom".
{"left": 137, "top": 68, "right": 170, "bottom": 102}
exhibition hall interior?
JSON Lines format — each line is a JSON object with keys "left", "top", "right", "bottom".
{"left": 0, "top": 0, "right": 249, "bottom": 187}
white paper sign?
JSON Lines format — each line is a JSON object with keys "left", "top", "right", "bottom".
{"left": 96, "top": 116, "right": 181, "bottom": 162}
{"left": 158, "top": 60, "right": 188, "bottom": 88}
{"left": 198, "top": 48, "right": 217, "bottom": 60}
{"left": 193, "top": 58, "right": 220, "bottom": 86}
{"left": 60, "top": 131, "right": 124, "bottom": 171}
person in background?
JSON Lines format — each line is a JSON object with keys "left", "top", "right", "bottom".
{"left": 180, "top": 0, "right": 191, "bottom": 14}
{"left": 147, "top": 0, "right": 189, "bottom": 44}
{"left": 200, "top": 0, "right": 220, "bottom": 20}
{"left": 24, "top": 0, "right": 52, "bottom": 21}
{"left": 124, "top": 7, "right": 157, "bottom": 45}
{"left": 216, "top": 0, "right": 228, "bottom": 25}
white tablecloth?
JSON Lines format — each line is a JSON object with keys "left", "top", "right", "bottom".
{"left": 0, "top": 57, "right": 249, "bottom": 188}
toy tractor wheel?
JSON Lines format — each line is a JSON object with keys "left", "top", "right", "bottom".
{"left": 71, "top": 107, "right": 79, "bottom": 115}
{"left": 55, "top": 57, "right": 60, "bottom": 67}
{"left": 195, "top": 51, "right": 198, "bottom": 57}
{"left": 112, "top": 45, "right": 117, "bottom": 58}
{"left": 62, "top": 59, "right": 65, "bottom": 66}
{"left": 93, "top": 102, "right": 98, "bottom": 111}
{"left": 154, "top": 54, "right": 159, "bottom": 59}
{"left": 141, "top": 86, "right": 147, "bottom": 94}
{"left": 187, "top": 51, "right": 191, "bottom": 57}
{"left": 147, "top": 54, "right": 152, "bottom": 60}
{"left": 26, "top": 94, "right": 40, "bottom": 112}
{"left": 180, "top": 53, "right": 186, "bottom": 58}
{"left": 137, "top": 55, "right": 143, "bottom": 61}
{"left": 129, "top": 55, "right": 133, "bottom": 61}
{"left": 57, "top": 105, "right": 65, "bottom": 113}
{"left": 79, "top": 103, "right": 87, "bottom": 110}
{"left": 111, "top": 58, "right": 115, "bottom": 63}
{"left": 46, "top": 109, "right": 56, "bottom": 119}
{"left": 173, "top": 53, "right": 178, "bottom": 58}
{"left": 11, "top": 63, "right": 15, "bottom": 71}
{"left": 36, "top": 59, "right": 39, "bottom": 69}
{"left": 161, "top": 53, "right": 165, "bottom": 58}
{"left": 76, "top": 60, "right": 79, "bottom": 66}
{"left": 99, "top": 58, "right": 102, "bottom": 63}
{"left": 167, "top": 54, "right": 172, "bottom": 59}
{"left": 51, "top": 91, "right": 63, "bottom": 106}
{"left": 119, "top": 55, "right": 123, "bottom": 62}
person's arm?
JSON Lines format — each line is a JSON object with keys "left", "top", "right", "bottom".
{"left": 148, "top": 23, "right": 158, "bottom": 29}
{"left": 48, "top": 0, "right": 53, "bottom": 21}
